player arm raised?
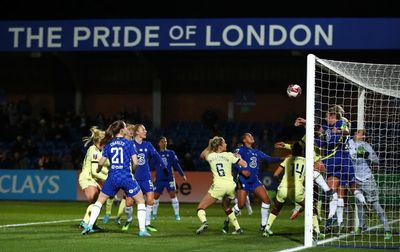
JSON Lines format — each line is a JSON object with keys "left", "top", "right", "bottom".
{"left": 259, "top": 150, "right": 285, "bottom": 163}
{"left": 331, "top": 125, "right": 350, "bottom": 135}
{"left": 236, "top": 157, "right": 247, "bottom": 168}
{"left": 200, "top": 138, "right": 213, "bottom": 160}
{"left": 294, "top": 117, "right": 306, "bottom": 127}
{"left": 275, "top": 141, "right": 292, "bottom": 150}
{"left": 231, "top": 153, "right": 249, "bottom": 177}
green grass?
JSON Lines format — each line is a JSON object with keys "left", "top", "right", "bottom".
{"left": 0, "top": 201, "right": 397, "bottom": 252}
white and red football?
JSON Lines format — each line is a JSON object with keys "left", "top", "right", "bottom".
{"left": 287, "top": 84, "right": 302, "bottom": 98}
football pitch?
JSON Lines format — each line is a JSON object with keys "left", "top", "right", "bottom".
{"left": 0, "top": 201, "right": 394, "bottom": 252}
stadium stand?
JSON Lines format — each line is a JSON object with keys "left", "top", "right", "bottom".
{"left": 0, "top": 100, "right": 303, "bottom": 171}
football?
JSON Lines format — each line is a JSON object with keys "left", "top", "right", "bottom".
{"left": 287, "top": 84, "right": 302, "bottom": 97}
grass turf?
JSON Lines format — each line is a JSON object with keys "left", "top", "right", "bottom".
{"left": 0, "top": 201, "right": 397, "bottom": 252}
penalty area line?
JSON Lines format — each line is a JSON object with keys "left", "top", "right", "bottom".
{"left": 0, "top": 218, "right": 82, "bottom": 228}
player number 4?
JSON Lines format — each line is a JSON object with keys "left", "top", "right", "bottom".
{"left": 292, "top": 163, "right": 304, "bottom": 177}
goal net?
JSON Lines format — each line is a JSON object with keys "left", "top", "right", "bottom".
{"left": 305, "top": 54, "right": 400, "bottom": 249}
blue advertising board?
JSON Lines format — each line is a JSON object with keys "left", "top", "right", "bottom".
{"left": 0, "top": 18, "right": 399, "bottom": 51}
{"left": 0, "top": 170, "right": 77, "bottom": 200}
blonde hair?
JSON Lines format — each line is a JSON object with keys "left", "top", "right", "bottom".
{"left": 209, "top": 136, "right": 225, "bottom": 152}
{"left": 200, "top": 136, "right": 225, "bottom": 159}
{"left": 328, "top": 105, "right": 345, "bottom": 120}
{"left": 330, "top": 105, "right": 344, "bottom": 115}
{"left": 133, "top": 124, "right": 144, "bottom": 137}
{"left": 329, "top": 105, "right": 352, "bottom": 128}
{"left": 126, "top": 123, "right": 135, "bottom": 131}
{"left": 83, "top": 126, "right": 105, "bottom": 147}
{"left": 124, "top": 123, "right": 135, "bottom": 140}
{"left": 357, "top": 129, "right": 366, "bottom": 135}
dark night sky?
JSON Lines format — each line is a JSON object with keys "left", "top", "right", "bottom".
{"left": 2, "top": 1, "right": 399, "bottom": 65}
{"left": 2, "top": 1, "right": 400, "bottom": 20}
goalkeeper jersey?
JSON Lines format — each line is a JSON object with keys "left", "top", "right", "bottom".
{"left": 348, "top": 139, "right": 379, "bottom": 181}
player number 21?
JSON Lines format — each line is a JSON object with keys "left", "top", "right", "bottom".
{"left": 111, "top": 147, "right": 124, "bottom": 164}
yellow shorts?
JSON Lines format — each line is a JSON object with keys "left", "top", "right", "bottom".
{"left": 208, "top": 182, "right": 236, "bottom": 200}
{"left": 276, "top": 186, "right": 305, "bottom": 204}
{"left": 78, "top": 175, "right": 99, "bottom": 190}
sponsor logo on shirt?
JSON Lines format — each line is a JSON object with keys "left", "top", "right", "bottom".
{"left": 138, "top": 153, "right": 146, "bottom": 165}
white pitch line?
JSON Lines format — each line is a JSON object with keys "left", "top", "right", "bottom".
{"left": 278, "top": 245, "right": 310, "bottom": 252}
{"left": 317, "top": 218, "right": 399, "bottom": 246}
{"left": 0, "top": 218, "right": 82, "bottom": 228}
{"left": 278, "top": 219, "right": 400, "bottom": 252}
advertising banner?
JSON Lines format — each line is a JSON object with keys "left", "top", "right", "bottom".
{"left": 1, "top": 18, "right": 400, "bottom": 51}
{"left": 0, "top": 169, "right": 76, "bottom": 200}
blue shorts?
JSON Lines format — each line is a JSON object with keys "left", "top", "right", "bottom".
{"left": 238, "top": 179, "right": 264, "bottom": 192}
{"left": 154, "top": 179, "right": 176, "bottom": 193}
{"left": 323, "top": 152, "right": 355, "bottom": 187}
{"left": 101, "top": 175, "right": 141, "bottom": 198}
{"left": 137, "top": 179, "right": 155, "bottom": 194}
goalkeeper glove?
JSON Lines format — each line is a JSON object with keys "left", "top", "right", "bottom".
{"left": 356, "top": 146, "right": 369, "bottom": 159}
{"left": 357, "top": 151, "right": 370, "bottom": 159}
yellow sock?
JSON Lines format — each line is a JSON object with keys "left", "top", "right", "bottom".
{"left": 83, "top": 204, "right": 93, "bottom": 223}
{"left": 197, "top": 209, "right": 207, "bottom": 223}
{"left": 228, "top": 212, "right": 240, "bottom": 230}
{"left": 313, "top": 215, "right": 320, "bottom": 233}
{"left": 266, "top": 213, "right": 277, "bottom": 229}
{"left": 117, "top": 199, "right": 126, "bottom": 218}
{"left": 106, "top": 198, "right": 114, "bottom": 215}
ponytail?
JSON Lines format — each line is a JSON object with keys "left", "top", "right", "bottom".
{"left": 101, "top": 120, "right": 126, "bottom": 146}
{"left": 82, "top": 126, "right": 105, "bottom": 147}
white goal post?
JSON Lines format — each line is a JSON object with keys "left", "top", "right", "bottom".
{"left": 305, "top": 54, "right": 400, "bottom": 249}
